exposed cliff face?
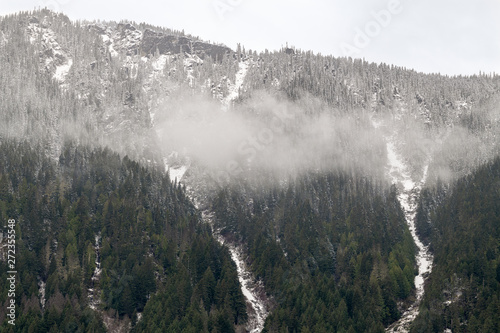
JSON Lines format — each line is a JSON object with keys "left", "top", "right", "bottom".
{"left": 89, "top": 22, "right": 232, "bottom": 60}
{"left": 140, "top": 28, "right": 231, "bottom": 60}
{"left": 26, "top": 15, "right": 73, "bottom": 85}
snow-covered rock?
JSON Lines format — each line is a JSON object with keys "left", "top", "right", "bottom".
{"left": 26, "top": 20, "right": 73, "bottom": 85}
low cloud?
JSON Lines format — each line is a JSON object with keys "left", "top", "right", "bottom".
{"left": 155, "top": 91, "right": 388, "bottom": 183}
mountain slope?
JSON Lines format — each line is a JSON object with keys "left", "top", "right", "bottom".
{"left": 411, "top": 157, "right": 500, "bottom": 332}
{"left": 0, "top": 141, "right": 248, "bottom": 332}
{"left": 1, "top": 8, "right": 500, "bottom": 333}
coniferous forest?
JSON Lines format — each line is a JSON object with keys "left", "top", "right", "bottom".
{"left": 412, "top": 157, "right": 500, "bottom": 332}
{"left": 211, "top": 173, "right": 416, "bottom": 332}
{"left": 0, "top": 141, "right": 247, "bottom": 332}
{"left": 0, "top": 9, "right": 499, "bottom": 333}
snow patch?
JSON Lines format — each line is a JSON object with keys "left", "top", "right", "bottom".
{"left": 38, "top": 278, "right": 46, "bottom": 310}
{"left": 164, "top": 154, "right": 190, "bottom": 183}
{"left": 168, "top": 165, "right": 188, "bottom": 183}
{"left": 54, "top": 58, "right": 73, "bottom": 82}
{"left": 222, "top": 60, "right": 248, "bottom": 111}
{"left": 100, "top": 33, "right": 119, "bottom": 57}
{"left": 27, "top": 23, "right": 73, "bottom": 85}
{"left": 152, "top": 54, "right": 168, "bottom": 72}
{"left": 88, "top": 233, "right": 102, "bottom": 310}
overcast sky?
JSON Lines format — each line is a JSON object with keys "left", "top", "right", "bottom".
{"left": 1, "top": 0, "right": 499, "bottom": 76}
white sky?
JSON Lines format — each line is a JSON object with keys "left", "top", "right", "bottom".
{"left": 1, "top": 0, "right": 499, "bottom": 76}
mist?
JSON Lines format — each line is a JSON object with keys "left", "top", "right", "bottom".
{"left": 371, "top": 95, "right": 500, "bottom": 185}
{"left": 155, "top": 91, "right": 389, "bottom": 184}
{"left": 154, "top": 89, "right": 500, "bottom": 189}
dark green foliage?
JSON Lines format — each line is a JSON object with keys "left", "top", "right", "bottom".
{"left": 412, "top": 157, "right": 500, "bottom": 332}
{"left": 211, "top": 172, "right": 417, "bottom": 331}
{"left": 1, "top": 8, "right": 500, "bottom": 333}
{"left": 0, "top": 140, "right": 246, "bottom": 332}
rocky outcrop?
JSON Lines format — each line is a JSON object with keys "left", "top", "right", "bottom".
{"left": 90, "top": 22, "right": 232, "bottom": 61}
{"left": 141, "top": 28, "right": 231, "bottom": 61}
{"left": 191, "top": 40, "right": 231, "bottom": 61}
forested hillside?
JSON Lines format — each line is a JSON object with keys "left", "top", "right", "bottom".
{"left": 0, "top": 8, "right": 500, "bottom": 333}
{"left": 0, "top": 141, "right": 247, "bottom": 332}
{"left": 412, "top": 157, "right": 500, "bottom": 332}
{"left": 211, "top": 172, "right": 417, "bottom": 332}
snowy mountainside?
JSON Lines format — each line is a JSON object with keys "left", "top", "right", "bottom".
{"left": 89, "top": 21, "right": 231, "bottom": 60}
{"left": 0, "top": 9, "right": 241, "bottom": 164}
{"left": 1, "top": 8, "right": 500, "bottom": 333}
{"left": 26, "top": 16, "right": 73, "bottom": 85}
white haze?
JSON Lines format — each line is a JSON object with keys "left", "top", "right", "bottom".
{"left": 154, "top": 90, "right": 500, "bottom": 186}
{"left": 155, "top": 91, "right": 388, "bottom": 183}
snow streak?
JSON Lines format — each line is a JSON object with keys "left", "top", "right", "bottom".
{"left": 222, "top": 60, "right": 248, "bottom": 111}
{"left": 180, "top": 191, "right": 269, "bottom": 332}
{"left": 210, "top": 58, "right": 270, "bottom": 332}
{"left": 222, "top": 237, "right": 268, "bottom": 333}
{"left": 88, "top": 233, "right": 102, "bottom": 311}
{"left": 383, "top": 133, "right": 433, "bottom": 332}
{"left": 203, "top": 211, "right": 269, "bottom": 333}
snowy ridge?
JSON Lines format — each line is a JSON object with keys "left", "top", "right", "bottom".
{"left": 113, "top": 25, "right": 143, "bottom": 54}
{"left": 94, "top": 23, "right": 142, "bottom": 57}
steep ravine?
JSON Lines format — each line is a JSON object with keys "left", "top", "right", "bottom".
{"left": 179, "top": 190, "right": 269, "bottom": 333}
{"left": 201, "top": 210, "right": 269, "bottom": 333}
{"left": 169, "top": 59, "right": 270, "bottom": 332}
{"left": 204, "top": 58, "right": 271, "bottom": 332}
{"left": 380, "top": 131, "right": 434, "bottom": 332}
